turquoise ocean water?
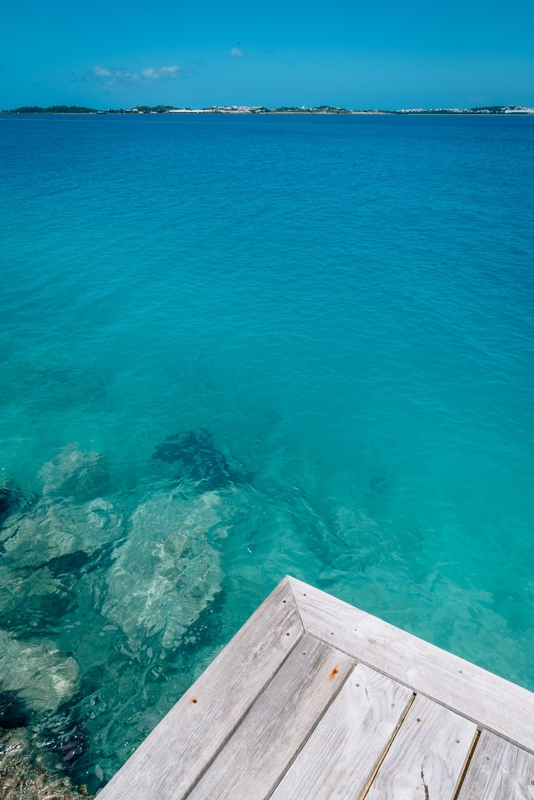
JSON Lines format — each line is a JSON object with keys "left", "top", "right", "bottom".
{"left": 1, "top": 114, "right": 533, "bottom": 792}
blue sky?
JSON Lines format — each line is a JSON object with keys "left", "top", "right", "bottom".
{"left": 1, "top": 0, "right": 533, "bottom": 108}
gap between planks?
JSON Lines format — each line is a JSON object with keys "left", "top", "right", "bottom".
{"left": 451, "top": 729, "right": 481, "bottom": 800}
{"left": 357, "top": 694, "right": 416, "bottom": 800}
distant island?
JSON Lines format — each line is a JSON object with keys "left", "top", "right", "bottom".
{"left": 2, "top": 104, "right": 534, "bottom": 115}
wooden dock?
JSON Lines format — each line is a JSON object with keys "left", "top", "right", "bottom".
{"left": 99, "top": 576, "right": 534, "bottom": 800}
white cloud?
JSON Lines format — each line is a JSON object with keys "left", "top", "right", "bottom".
{"left": 90, "top": 65, "right": 182, "bottom": 89}
{"left": 229, "top": 48, "right": 244, "bottom": 57}
{"left": 158, "top": 66, "right": 181, "bottom": 76}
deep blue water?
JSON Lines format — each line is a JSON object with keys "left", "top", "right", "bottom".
{"left": 1, "top": 113, "right": 533, "bottom": 792}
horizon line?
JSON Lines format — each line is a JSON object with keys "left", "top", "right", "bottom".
{"left": 2, "top": 103, "right": 534, "bottom": 116}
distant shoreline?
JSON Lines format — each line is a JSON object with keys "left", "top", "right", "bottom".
{"left": 2, "top": 104, "right": 534, "bottom": 116}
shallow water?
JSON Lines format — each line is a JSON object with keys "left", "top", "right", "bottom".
{"left": 1, "top": 113, "right": 533, "bottom": 793}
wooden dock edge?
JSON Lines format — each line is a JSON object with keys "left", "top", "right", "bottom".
{"left": 98, "top": 575, "right": 534, "bottom": 800}
{"left": 286, "top": 575, "right": 534, "bottom": 753}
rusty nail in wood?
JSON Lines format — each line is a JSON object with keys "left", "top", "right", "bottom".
{"left": 329, "top": 667, "right": 339, "bottom": 679}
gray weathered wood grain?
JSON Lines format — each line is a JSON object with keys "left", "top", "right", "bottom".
{"left": 457, "top": 729, "right": 534, "bottom": 800}
{"left": 365, "top": 693, "right": 477, "bottom": 800}
{"left": 98, "top": 577, "right": 303, "bottom": 800}
{"left": 269, "top": 662, "right": 413, "bottom": 800}
{"left": 288, "top": 576, "right": 534, "bottom": 752}
{"left": 187, "top": 634, "right": 354, "bottom": 800}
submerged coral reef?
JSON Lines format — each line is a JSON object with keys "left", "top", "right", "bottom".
{"left": 101, "top": 490, "right": 224, "bottom": 650}
{"left": 153, "top": 428, "right": 253, "bottom": 489}
{"left": 0, "top": 633, "right": 78, "bottom": 714}
{"left": 37, "top": 444, "right": 112, "bottom": 503}
{"left": 0, "top": 437, "right": 235, "bottom": 794}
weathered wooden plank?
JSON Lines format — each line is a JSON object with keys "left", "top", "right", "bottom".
{"left": 187, "top": 634, "right": 354, "bottom": 800}
{"left": 269, "top": 663, "right": 413, "bottom": 800}
{"left": 365, "top": 693, "right": 477, "bottom": 800}
{"left": 457, "top": 729, "right": 534, "bottom": 800}
{"left": 288, "top": 576, "right": 534, "bottom": 751}
{"left": 98, "top": 577, "right": 303, "bottom": 800}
